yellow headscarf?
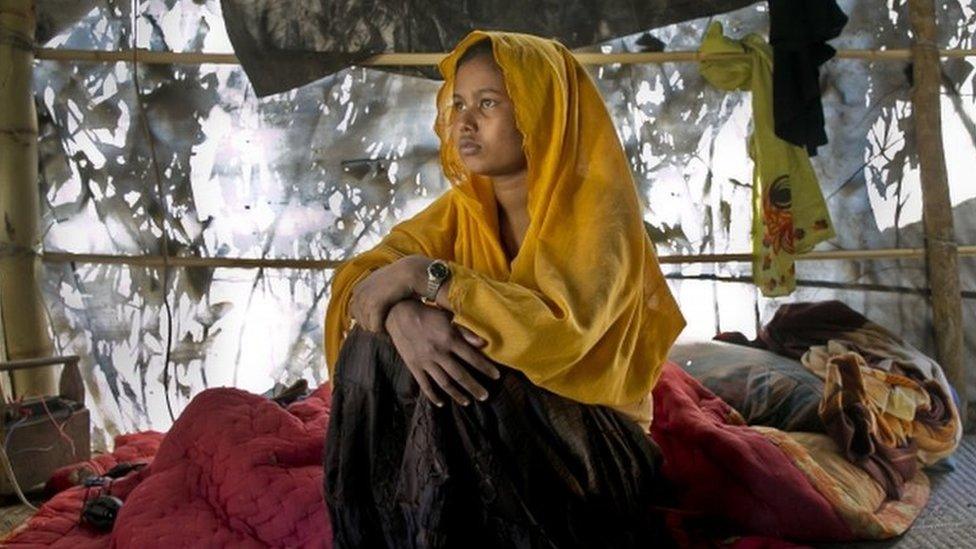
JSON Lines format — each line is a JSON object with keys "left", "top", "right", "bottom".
{"left": 324, "top": 30, "right": 685, "bottom": 429}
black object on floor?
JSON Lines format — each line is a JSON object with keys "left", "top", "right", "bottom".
{"left": 262, "top": 379, "right": 311, "bottom": 408}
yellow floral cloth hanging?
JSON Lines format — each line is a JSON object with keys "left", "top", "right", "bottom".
{"left": 324, "top": 30, "right": 686, "bottom": 430}
{"left": 699, "top": 22, "right": 835, "bottom": 296}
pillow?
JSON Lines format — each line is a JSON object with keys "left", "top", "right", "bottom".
{"left": 668, "top": 340, "right": 826, "bottom": 433}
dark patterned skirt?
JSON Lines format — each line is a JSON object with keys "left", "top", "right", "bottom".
{"left": 323, "top": 325, "right": 672, "bottom": 549}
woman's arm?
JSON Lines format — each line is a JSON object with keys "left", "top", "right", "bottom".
{"left": 345, "top": 254, "right": 455, "bottom": 334}
{"left": 325, "top": 192, "right": 458, "bottom": 377}
{"left": 395, "top": 254, "right": 456, "bottom": 313}
{"left": 347, "top": 257, "right": 492, "bottom": 407}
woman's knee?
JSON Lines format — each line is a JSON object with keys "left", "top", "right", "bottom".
{"left": 333, "top": 324, "right": 407, "bottom": 389}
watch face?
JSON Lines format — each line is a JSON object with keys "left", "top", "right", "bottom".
{"left": 429, "top": 261, "right": 449, "bottom": 279}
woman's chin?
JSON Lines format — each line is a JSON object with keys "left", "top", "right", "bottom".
{"left": 461, "top": 161, "right": 490, "bottom": 176}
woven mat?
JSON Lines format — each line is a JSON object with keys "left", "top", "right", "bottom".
{"left": 0, "top": 503, "right": 36, "bottom": 539}
{"left": 817, "top": 434, "right": 976, "bottom": 548}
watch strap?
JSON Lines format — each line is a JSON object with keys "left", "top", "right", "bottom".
{"left": 423, "top": 276, "right": 444, "bottom": 302}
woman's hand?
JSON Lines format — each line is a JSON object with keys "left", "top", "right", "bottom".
{"left": 384, "top": 299, "right": 501, "bottom": 407}
{"left": 349, "top": 255, "right": 436, "bottom": 333}
{"left": 349, "top": 261, "right": 416, "bottom": 334}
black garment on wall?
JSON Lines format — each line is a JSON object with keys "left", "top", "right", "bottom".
{"left": 768, "top": 0, "right": 849, "bottom": 156}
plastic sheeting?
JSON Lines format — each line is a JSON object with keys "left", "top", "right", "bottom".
{"left": 218, "top": 0, "right": 755, "bottom": 96}
{"left": 31, "top": 0, "right": 976, "bottom": 449}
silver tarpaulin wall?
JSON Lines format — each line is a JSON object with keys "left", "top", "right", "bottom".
{"left": 31, "top": 0, "right": 976, "bottom": 450}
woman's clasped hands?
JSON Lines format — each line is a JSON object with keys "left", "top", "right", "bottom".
{"left": 348, "top": 256, "right": 501, "bottom": 407}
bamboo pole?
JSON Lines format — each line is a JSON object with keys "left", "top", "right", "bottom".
{"left": 665, "top": 273, "right": 976, "bottom": 299}
{"left": 656, "top": 246, "right": 976, "bottom": 264}
{"left": 0, "top": 0, "right": 56, "bottom": 399}
{"left": 41, "top": 252, "right": 343, "bottom": 270}
{"left": 909, "top": 0, "right": 967, "bottom": 428}
{"left": 0, "top": 354, "right": 79, "bottom": 373}
{"left": 38, "top": 246, "right": 976, "bottom": 270}
{"left": 32, "top": 47, "right": 976, "bottom": 66}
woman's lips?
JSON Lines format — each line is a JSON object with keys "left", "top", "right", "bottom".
{"left": 458, "top": 141, "right": 481, "bottom": 155}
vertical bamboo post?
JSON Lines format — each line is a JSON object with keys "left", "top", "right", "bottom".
{"left": 908, "top": 0, "right": 967, "bottom": 428}
{"left": 0, "top": 0, "right": 56, "bottom": 399}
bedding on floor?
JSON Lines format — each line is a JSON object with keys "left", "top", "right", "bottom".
{"left": 1, "top": 301, "right": 958, "bottom": 547}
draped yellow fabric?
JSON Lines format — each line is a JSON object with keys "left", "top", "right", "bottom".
{"left": 698, "top": 22, "right": 835, "bottom": 296}
{"left": 324, "top": 30, "right": 685, "bottom": 429}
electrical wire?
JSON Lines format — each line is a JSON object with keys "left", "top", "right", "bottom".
{"left": 39, "top": 396, "right": 77, "bottom": 459}
{"left": 130, "top": 0, "right": 176, "bottom": 424}
{"left": 2, "top": 415, "right": 28, "bottom": 451}
{"left": 0, "top": 379, "right": 38, "bottom": 511}
{"left": 0, "top": 445, "right": 37, "bottom": 512}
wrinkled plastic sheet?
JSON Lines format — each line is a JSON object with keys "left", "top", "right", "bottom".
{"left": 32, "top": 0, "right": 976, "bottom": 449}
{"left": 218, "top": 0, "right": 756, "bottom": 96}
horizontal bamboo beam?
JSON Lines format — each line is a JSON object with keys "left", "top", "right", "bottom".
{"left": 33, "top": 47, "right": 976, "bottom": 66}
{"left": 38, "top": 246, "right": 976, "bottom": 270}
{"left": 0, "top": 354, "right": 79, "bottom": 373}
{"left": 36, "top": 48, "right": 240, "bottom": 65}
{"left": 666, "top": 272, "right": 976, "bottom": 300}
{"left": 656, "top": 247, "right": 976, "bottom": 264}
{"left": 40, "top": 252, "right": 342, "bottom": 270}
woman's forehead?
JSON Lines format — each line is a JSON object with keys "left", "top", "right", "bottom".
{"left": 453, "top": 56, "right": 507, "bottom": 96}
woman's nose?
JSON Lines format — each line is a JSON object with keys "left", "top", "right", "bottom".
{"left": 456, "top": 109, "right": 477, "bottom": 132}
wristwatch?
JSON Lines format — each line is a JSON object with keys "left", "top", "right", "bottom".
{"left": 421, "top": 259, "right": 451, "bottom": 305}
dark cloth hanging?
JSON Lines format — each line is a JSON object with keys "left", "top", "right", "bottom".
{"left": 768, "top": 0, "right": 849, "bottom": 156}
{"left": 220, "top": 0, "right": 756, "bottom": 96}
{"left": 323, "top": 325, "right": 674, "bottom": 548}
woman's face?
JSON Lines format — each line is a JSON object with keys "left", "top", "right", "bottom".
{"left": 450, "top": 53, "right": 527, "bottom": 178}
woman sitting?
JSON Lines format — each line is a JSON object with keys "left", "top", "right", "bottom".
{"left": 322, "top": 30, "right": 686, "bottom": 548}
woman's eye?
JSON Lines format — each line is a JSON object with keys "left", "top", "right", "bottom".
{"left": 480, "top": 99, "right": 496, "bottom": 108}
{"left": 453, "top": 102, "right": 465, "bottom": 111}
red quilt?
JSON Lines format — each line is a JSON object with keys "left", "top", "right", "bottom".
{"left": 649, "top": 364, "right": 852, "bottom": 541}
{"left": 4, "top": 363, "right": 908, "bottom": 547}
{"left": 3, "top": 386, "right": 333, "bottom": 548}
